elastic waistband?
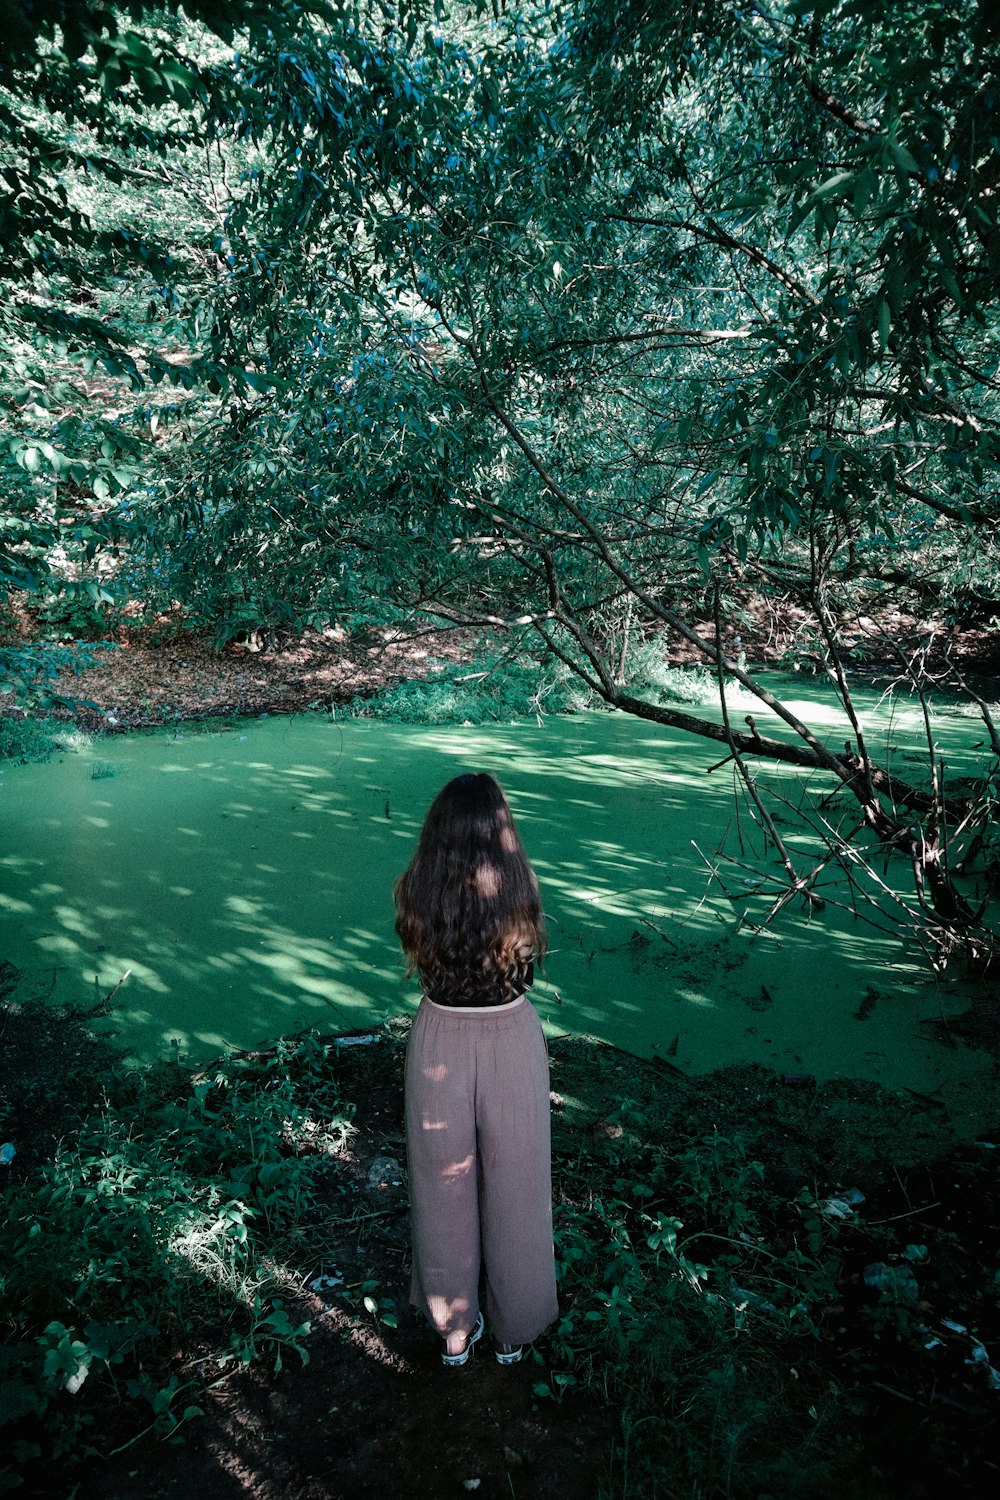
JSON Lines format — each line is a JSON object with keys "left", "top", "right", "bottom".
{"left": 425, "top": 993, "right": 526, "bottom": 1015}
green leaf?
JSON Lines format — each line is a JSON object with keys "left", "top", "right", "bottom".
{"left": 877, "top": 299, "right": 891, "bottom": 351}
{"left": 801, "top": 171, "right": 855, "bottom": 213}
{"left": 887, "top": 140, "right": 920, "bottom": 175}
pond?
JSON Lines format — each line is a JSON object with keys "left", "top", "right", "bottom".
{"left": 1, "top": 679, "right": 994, "bottom": 1123}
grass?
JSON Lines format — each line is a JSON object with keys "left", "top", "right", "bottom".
{"left": 0, "top": 713, "right": 56, "bottom": 763}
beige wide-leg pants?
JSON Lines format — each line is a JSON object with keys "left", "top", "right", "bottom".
{"left": 404, "top": 994, "right": 559, "bottom": 1347}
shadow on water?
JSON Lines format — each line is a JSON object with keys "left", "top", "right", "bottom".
{"left": 0, "top": 700, "right": 995, "bottom": 1120}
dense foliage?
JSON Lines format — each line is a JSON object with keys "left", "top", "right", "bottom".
{"left": 2, "top": 0, "right": 999, "bottom": 958}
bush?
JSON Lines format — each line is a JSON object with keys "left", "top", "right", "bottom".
{"left": 542, "top": 1105, "right": 853, "bottom": 1497}
{"left": 349, "top": 644, "right": 746, "bottom": 726}
{"left": 349, "top": 648, "right": 598, "bottom": 724}
{"left": 31, "top": 587, "right": 115, "bottom": 642}
{"left": 624, "top": 642, "right": 754, "bottom": 709}
{"left": 0, "top": 713, "right": 55, "bottom": 763}
{"left": 0, "top": 641, "right": 112, "bottom": 723}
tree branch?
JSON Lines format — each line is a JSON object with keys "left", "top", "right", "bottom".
{"left": 748, "top": 3, "right": 880, "bottom": 137}
{"left": 610, "top": 211, "right": 820, "bottom": 306}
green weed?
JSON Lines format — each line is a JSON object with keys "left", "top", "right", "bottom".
{"left": 343, "top": 1278, "right": 399, "bottom": 1331}
{"left": 674, "top": 1130, "right": 765, "bottom": 1237}
{"left": 542, "top": 1126, "right": 851, "bottom": 1497}
{"left": 0, "top": 1026, "right": 355, "bottom": 1492}
{"left": 223, "top": 1296, "right": 313, "bottom": 1374}
{"left": 349, "top": 646, "right": 596, "bottom": 724}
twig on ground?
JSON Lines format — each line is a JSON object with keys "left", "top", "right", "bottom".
{"left": 866, "top": 1202, "right": 941, "bottom": 1226}
{"left": 81, "top": 968, "right": 132, "bottom": 1017}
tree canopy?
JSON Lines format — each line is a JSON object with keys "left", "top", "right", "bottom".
{"left": 2, "top": 0, "right": 999, "bottom": 962}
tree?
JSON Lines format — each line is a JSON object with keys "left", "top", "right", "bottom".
{"left": 3, "top": 1, "right": 999, "bottom": 965}
{"left": 0, "top": 0, "right": 345, "bottom": 655}
{"left": 176, "top": 0, "right": 998, "bottom": 965}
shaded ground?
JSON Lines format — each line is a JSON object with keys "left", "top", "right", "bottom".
{"left": 8, "top": 597, "right": 1000, "bottom": 734}
{"left": 21, "top": 623, "right": 482, "bottom": 730}
{"left": 2, "top": 985, "right": 999, "bottom": 1499}
{"left": 93, "top": 1039, "right": 1000, "bottom": 1500}
{"left": 91, "top": 1299, "right": 604, "bottom": 1500}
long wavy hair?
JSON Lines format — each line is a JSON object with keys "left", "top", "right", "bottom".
{"left": 394, "top": 772, "right": 545, "bottom": 1002}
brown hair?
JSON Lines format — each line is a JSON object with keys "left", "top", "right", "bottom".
{"left": 393, "top": 772, "right": 545, "bottom": 1002}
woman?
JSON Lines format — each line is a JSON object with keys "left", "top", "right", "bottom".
{"left": 394, "top": 771, "right": 558, "bottom": 1368}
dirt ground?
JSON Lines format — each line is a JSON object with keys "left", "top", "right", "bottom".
{"left": 16, "top": 600, "right": 1000, "bottom": 733}
{"left": 65, "top": 1029, "right": 995, "bottom": 1500}
{"left": 40, "top": 624, "right": 481, "bottom": 730}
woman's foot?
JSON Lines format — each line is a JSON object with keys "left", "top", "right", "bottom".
{"left": 441, "top": 1312, "right": 484, "bottom": 1368}
{"left": 495, "top": 1342, "right": 523, "bottom": 1366}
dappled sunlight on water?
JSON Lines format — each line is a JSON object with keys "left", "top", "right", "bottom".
{"left": 0, "top": 702, "right": 994, "bottom": 1115}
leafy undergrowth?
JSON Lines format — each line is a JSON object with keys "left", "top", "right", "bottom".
{"left": 0, "top": 991, "right": 355, "bottom": 1494}
{"left": 346, "top": 643, "right": 597, "bottom": 724}
{"left": 544, "top": 1052, "right": 1000, "bottom": 1498}
{"left": 1, "top": 982, "right": 997, "bottom": 1498}
{"left": 0, "top": 642, "right": 116, "bottom": 760}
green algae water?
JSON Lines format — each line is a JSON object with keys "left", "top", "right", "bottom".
{"left": 1, "top": 683, "right": 994, "bottom": 1120}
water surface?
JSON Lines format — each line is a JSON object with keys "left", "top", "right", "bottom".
{"left": 1, "top": 689, "right": 993, "bottom": 1121}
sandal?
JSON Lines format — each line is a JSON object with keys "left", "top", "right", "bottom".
{"left": 441, "top": 1312, "right": 484, "bottom": 1368}
{"left": 495, "top": 1342, "right": 523, "bottom": 1366}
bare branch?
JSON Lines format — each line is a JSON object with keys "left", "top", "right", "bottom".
{"left": 712, "top": 586, "right": 823, "bottom": 909}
